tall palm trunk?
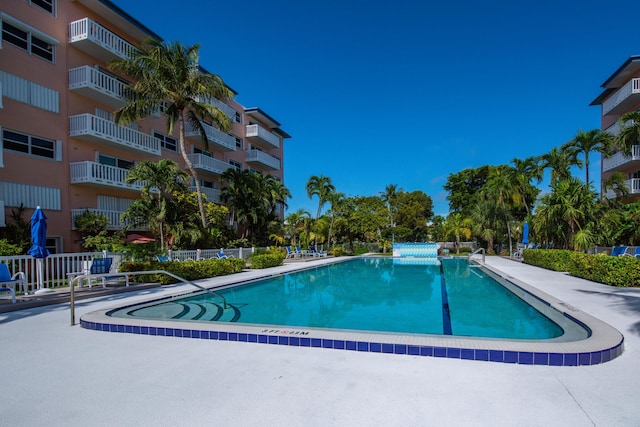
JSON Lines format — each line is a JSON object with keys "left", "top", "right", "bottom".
{"left": 179, "top": 118, "right": 207, "bottom": 228}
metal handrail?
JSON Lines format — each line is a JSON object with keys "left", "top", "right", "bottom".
{"left": 70, "top": 269, "right": 228, "bottom": 325}
{"left": 468, "top": 248, "right": 485, "bottom": 264}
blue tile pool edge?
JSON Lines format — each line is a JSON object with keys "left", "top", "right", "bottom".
{"left": 79, "top": 318, "right": 625, "bottom": 367}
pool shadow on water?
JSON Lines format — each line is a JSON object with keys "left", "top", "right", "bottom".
{"left": 575, "top": 288, "right": 640, "bottom": 337}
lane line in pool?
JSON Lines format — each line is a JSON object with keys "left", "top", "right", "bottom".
{"left": 439, "top": 263, "right": 453, "bottom": 335}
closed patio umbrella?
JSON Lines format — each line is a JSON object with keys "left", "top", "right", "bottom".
{"left": 27, "top": 206, "right": 50, "bottom": 293}
{"left": 522, "top": 222, "right": 529, "bottom": 245}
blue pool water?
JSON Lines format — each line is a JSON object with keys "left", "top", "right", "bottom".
{"left": 110, "top": 257, "right": 564, "bottom": 340}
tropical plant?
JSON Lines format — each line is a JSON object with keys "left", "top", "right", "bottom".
{"left": 563, "top": 129, "right": 612, "bottom": 184}
{"left": 110, "top": 38, "right": 233, "bottom": 228}
{"left": 124, "top": 159, "right": 189, "bottom": 249}
{"left": 305, "top": 175, "right": 336, "bottom": 219}
{"left": 444, "top": 213, "right": 473, "bottom": 254}
{"left": 616, "top": 110, "right": 640, "bottom": 156}
{"left": 541, "top": 147, "right": 578, "bottom": 186}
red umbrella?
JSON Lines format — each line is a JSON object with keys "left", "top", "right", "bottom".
{"left": 124, "top": 234, "right": 156, "bottom": 244}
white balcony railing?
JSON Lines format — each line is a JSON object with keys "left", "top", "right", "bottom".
{"left": 189, "top": 186, "right": 221, "bottom": 203}
{"left": 198, "top": 96, "right": 236, "bottom": 120}
{"left": 245, "top": 149, "right": 280, "bottom": 170}
{"left": 603, "top": 78, "right": 640, "bottom": 116}
{"left": 68, "top": 18, "right": 136, "bottom": 60}
{"left": 71, "top": 208, "right": 148, "bottom": 231}
{"left": 69, "top": 66, "right": 126, "bottom": 107}
{"left": 70, "top": 161, "right": 149, "bottom": 192}
{"left": 245, "top": 123, "right": 280, "bottom": 149}
{"left": 184, "top": 121, "right": 236, "bottom": 151}
{"left": 69, "top": 113, "right": 161, "bottom": 155}
{"left": 187, "top": 153, "right": 232, "bottom": 175}
{"left": 603, "top": 145, "right": 640, "bottom": 172}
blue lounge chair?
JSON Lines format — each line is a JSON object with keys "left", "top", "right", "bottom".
{"left": 68, "top": 258, "right": 129, "bottom": 288}
{"left": 309, "top": 247, "right": 327, "bottom": 257}
{"left": 285, "top": 246, "right": 297, "bottom": 259}
{"left": 217, "top": 251, "right": 233, "bottom": 259}
{"left": 0, "top": 263, "right": 27, "bottom": 303}
{"left": 611, "top": 246, "right": 628, "bottom": 256}
{"left": 156, "top": 255, "right": 171, "bottom": 262}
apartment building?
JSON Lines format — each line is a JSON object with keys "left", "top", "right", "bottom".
{"left": 591, "top": 55, "right": 640, "bottom": 200}
{"left": 0, "top": 0, "right": 290, "bottom": 253}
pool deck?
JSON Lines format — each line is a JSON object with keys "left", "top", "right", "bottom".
{"left": 1, "top": 256, "right": 639, "bottom": 426}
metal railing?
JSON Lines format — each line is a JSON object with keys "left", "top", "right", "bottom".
{"left": 246, "top": 149, "right": 280, "bottom": 170}
{"left": 245, "top": 124, "right": 280, "bottom": 148}
{"left": 69, "top": 270, "right": 229, "bottom": 325}
{"left": 468, "top": 248, "right": 485, "bottom": 264}
{"left": 68, "top": 18, "right": 136, "bottom": 60}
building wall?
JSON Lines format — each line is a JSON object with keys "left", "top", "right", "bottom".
{"left": 594, "top": 57, "right": 640, "bottom": 201}
{"left": 0, "top": 0, "right": 288, "bottom": 252}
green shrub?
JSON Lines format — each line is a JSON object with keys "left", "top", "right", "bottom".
{"left": 523, "top": 249, "right": 640, "bottom": 287}
{"left": 248, "top": 253, "right": 285, "bottom": 269}
{"left": 458, "top": 246, "right": 473, "bottom": 253}
{"left": 330, "top": 246, "right": 344, "bottom": 257}
{"left": 119, "top": 258, "right": 246, "bottom": 285}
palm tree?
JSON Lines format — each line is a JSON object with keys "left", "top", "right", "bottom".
{"left": 124, "top": 159, "right": 189, "bottom": 249}
{"left": 326, "top": 191, "right": 345, "bottom": 248}
{"left": 616, "top": 110, "right": 640, "bottom": 156}
{"left": 481, "top": 166, "right": 519, "bottom": 255}
{"left": 563, "top": 129, "right": 612, "bottom": 184}
{"left": 510, "top": 156, "right": 543, "bottom": 216}
{"left": 602, "top": 171, "right": 630, "bottom": 202}
{"left": 110, "top": 39, "right": 232, "bottom": 228}
{"left": 541, "top": 147, "right": 578, "bottom": 186}
{"left": 444, "top": 213, "right": 473, "bottom": 254}
{"left": 305, "top": 175, "right": 335, "bottom": 219}
{"left": 380, "top": 184, "right": 401, "bottom": 227}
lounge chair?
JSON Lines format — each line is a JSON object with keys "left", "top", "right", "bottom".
{"left": 0, "top": 263, "right": 27, "bottom": 303}
{"left": 68, "top": 257, "right": 129, "bottom": 288}
{"left": 217, "top": 251, "right": 234, "bottom": 259}
{"left": 611, "top": 246, "right": 629, "bottom": 256}
{"left": 285, "top": 246, "right": 297, "bottom": 259}
{"left": 309, "top": 247, "right": 327, "bottom": 257}
{"left": 295, "top": 246, "right": 312, "bottom": 257}
{"left": 156, "top": 255, "right": 171, "bottom": 262}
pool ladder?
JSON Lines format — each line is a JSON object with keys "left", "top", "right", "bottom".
{"left": 468, "top": 248, "right": 485, "bottom": 264}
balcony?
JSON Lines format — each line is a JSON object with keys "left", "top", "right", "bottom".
{"left": 603, "top": 78, "right": 640, "bottom": 116}
{"left": 603, "top": 146, "right": 640, "bottom": 172}
{"left": 71, "top": 208, "right": 148, "bottom": 231}
{"left": 606, "top": 178, "right": 640, "bottom": 199}
{"left": 187, "top": 154, "right": 232, "bottom": 175}
{"left": 68, "top": 18, "right": 136, "bottom": 61}
{"left": 70, "top": 161, "right": 151, "bottom": 192}
{"left": 245, "top": 149, "right": 280, "bottom": 170}
{"left": 69, "top": 113, "right": 161, "bottom": 156}
{"left": 189, "top": 186, "right": 221, "bottom": 203}
{"left": 199, "top": 96, "right": 236, "bottom": 120}
{"left": 69, "top": 66, "right": 126, "bottom": 108}
{"left": 245, "top": 124, "right": 280, "bottom": 149}
{"left": 184, "top": 121, "right": 236, "bottom": 152}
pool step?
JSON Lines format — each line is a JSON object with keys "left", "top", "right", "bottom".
{"left": 174, "top": 301, "right": 240, "bottom": 322}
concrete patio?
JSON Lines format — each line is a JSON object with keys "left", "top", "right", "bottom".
{"left": 1, "top": 256, "right": 639, "bottom": 426}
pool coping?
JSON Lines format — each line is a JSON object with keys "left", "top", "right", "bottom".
{"left": 80, "top": 256, "right": 625, "bottom": 366}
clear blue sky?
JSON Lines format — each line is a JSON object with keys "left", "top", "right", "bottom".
{"left": 113, "top": 0, "right": 639, "bottom": 217}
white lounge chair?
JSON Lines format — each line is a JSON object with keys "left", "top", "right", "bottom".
{"left": 0, "top": 263, "right": 27, "bottom": 303}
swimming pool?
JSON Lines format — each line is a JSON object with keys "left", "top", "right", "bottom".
{"left": 82, "top": 256, "right": 625, "bottom": 366}
{"left": 108, "top": 258, "right": 569, "bottom": 340}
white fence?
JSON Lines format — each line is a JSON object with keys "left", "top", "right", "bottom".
{"left": 0, "top": 248, "right": 258, "bottom": 293}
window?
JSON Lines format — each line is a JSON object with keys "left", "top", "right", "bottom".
{"left": 235, "top": 111, "right": 242, "bottom": 123}
{"left": 1, "top": 21, "right": 54, "bottom": 62}
{"left": 154, "top": 131, "right": 177, "bottom": 152}
{"left": 31, "top": 0, "right": 55, "bottom": 14}
{"left": 3, "top": 129, "right": 55, "bottom": 159}
{"left": 229, "top": 160, "right": 242, "bottom": 172}
{"left": 200, "top": 179, "right": 216, "bottom": 189}
{"left": 98, "top": 154, "right": 133, "bottom": 170}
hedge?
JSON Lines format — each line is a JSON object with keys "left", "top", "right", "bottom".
{"left": 248, "top": 253, "right": 286, "bottom": 269}
{"left": 523, "top": 249, "right": 640, "bottom": 287}
{"left": 118, "top": 258, "right": 247, "bottom": 285}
